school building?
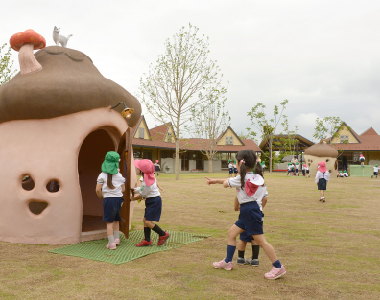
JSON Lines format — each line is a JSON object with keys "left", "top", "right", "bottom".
{"left": 328, "top": 124, "right": 380, "bottom": 169}
{"left": 131, "top": 116, "right": 261, "bottom": 173}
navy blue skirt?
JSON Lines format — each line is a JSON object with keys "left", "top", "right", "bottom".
{"left": 103, "top": 197, "right": 124, "bottom": 222}
{"left": 144, "top": 196, "right": 162, "bottom": 222}
{"left": 228, "top": 168, "right": 233, "bottom": 174}
{"left": 318, "top": 178, "right": 327, "bottom": 190}
{"left": 235, "top": 201, "right": 264, "bottom": 236}
{"left": 234, "top": 168, "right": 238, "bottom": 174}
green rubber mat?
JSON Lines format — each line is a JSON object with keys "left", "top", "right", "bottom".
{"left": 49, "top": 230, "right": 210, "bottom": 265}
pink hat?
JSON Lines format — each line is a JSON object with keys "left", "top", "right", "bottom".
{"left": 133, "top": 159, "right": 155, "bottom": 186}
{"left": 360, "top": 154, "right": 364, "bottom": 157}
{"left": 318, "top": 161, "right": 327, "bottom": 173}
{"left": 156, "top": 160, "right": 159, "bottom": 163}
{"left": 302, "top": 164, "right": 307, "bottom": 168}
{"left": 245, "top": 175, "right": 264, "bottom": 196}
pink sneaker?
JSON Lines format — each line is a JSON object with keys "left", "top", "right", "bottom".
{"left": 213, "top": 259, "right": 233, "bottom": 270}
{"left": 114, "top": 238, "right": 120, "bottom": 245}
{"left": 264, "top": 266, "right": 286, "bottom": 279}
{"left": 106, "top": 242, "right": 116, "bottom": 250}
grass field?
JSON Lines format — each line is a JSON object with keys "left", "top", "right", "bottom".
{"left": 1, "top": 173, "right": 380, "bottom": 299}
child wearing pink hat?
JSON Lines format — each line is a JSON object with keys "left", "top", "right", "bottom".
{"left": 315, "top": 161, "right": 330, "bottom": 202}
{"left": 132, "top": 159, "right": 169, "bottom": 246}
{"left": 154, "top": 160, "right": 161, "bottom": 176}
{"left": 359, "top": 154, "right": 365, "bottom": 167}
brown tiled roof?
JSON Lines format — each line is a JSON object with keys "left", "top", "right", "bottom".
{"left": 330, "top": 135, "right": 380, "bottom": 151}
{"left": 151, "top": 123, "right": 173, "bottom": 141}
{"left": 360, "top": 127, "right": 378, "bottom": 136}
{"left": 132, "top": 137, "right": 261, "bottom": 152}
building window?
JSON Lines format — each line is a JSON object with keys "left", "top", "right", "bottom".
{"left": 340, "top": 135, "right": 348, "bottom": 143}
{"left": 139, "top": 128, "right": 145, "bottom": 139}
{"left": 166, "top": 132, "right": 173, "bottom": 142}
{"left": 225, "top": 136, "right": 233, "bottom": 145}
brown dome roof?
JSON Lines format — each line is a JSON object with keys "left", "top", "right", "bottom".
{"left": 0, "top": 46, "right": 141, "bottom": 127}
{"left": 304, "top": 141, "right": 338, "bottom": 158}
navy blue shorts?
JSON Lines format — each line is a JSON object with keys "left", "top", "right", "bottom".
{"left": 228, "top": 168, "right": 233, "bottom": 174}
{"left": 103, "top": 197, "right": 124, "bottom": 223}
{"left": 155, "top": 166, "right": 160, "bottom": 172}
{"left": 374, "top": 172, "right": 378, "bottom": 175}
{"left": 296, "top": 169, "right": 299, "bottom": 173}
{"left": 240, "top": 230, "right": 253, "bottom": 242}
{"left": 306, "top": 170, "right": 309, "bottom": 174}
{"left": 235, "top": 201, "right": 264, "bottom": 236}
{"left": 144, "top": 196, "right": 162, "bottom": 222}
{"left": 234, "top": 168, "right": 238, "bottom": 174}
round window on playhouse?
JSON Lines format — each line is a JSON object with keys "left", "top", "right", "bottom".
{"left": 21, "top": 175, "right": 35, "bottom": 191}
{"left": 46, "top": 180, "right": 60, "bottom": 193}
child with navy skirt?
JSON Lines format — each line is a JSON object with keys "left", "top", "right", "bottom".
{"left": 132, "top": 159, "right": 169, "bottom": 246}
{"left": 95, "top": 151, "right": 125, "bottom": 250}
{"left": 206, "top": 150, "right": 286, "bottom": 280}
{"left": 315, "top": 161, "right": 330, "bottom": 202}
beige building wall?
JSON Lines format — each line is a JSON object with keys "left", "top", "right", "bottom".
{"left": 133, "top": 119, "right": 150, "bottom": 140}
{"left": 331, "top": 127, "right": 359, "bottom": 144}
{"left": 217, "top": 128, "right": 243, "bottom": 146}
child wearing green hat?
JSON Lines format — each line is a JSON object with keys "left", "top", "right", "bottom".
{"left": 371, "top": 164, "right": 379, "bottom": 178}
{"left": 95, "top": 151, "right": 126, "bottom": 250}
{"left": 233, "top": 160, "right": 238, "bottom": 177}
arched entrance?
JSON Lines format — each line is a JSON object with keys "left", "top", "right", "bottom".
{"left": 78, "top": 128, "right": 116, "bottom": 232}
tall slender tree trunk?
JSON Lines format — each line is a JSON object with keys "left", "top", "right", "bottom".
{"left": 175, "top": 138, "right": 180, "bottom": 180}
{"left": 269, "top": 140, "right": 273, "bottom": 173}
{"left": 208, "top": 157, "right": 213, "bottom": 173}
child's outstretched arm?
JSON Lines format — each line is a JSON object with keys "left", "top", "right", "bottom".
{"left": 156, "top": 182, "right": 163, "bottom": 192}
{"left": 234, "top": 196, "right": 240, "bottom": 211}
{"left": 205, "top": 177, "right": 229, "bottom": 188}
{"left": 262, "top": 196, "right": 268, "bottom": 209}
{"left": 95, "top": 183, "right": 103, "bottom": 199}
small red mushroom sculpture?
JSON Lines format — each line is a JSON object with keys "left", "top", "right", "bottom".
{"left": 10, "top": 29, "right": 46, "bottom": 75}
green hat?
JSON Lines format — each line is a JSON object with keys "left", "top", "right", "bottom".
{"left": 344, "top": 170, "right": 347, "bottom": 173}
{"left": 339, "top": 171, "right": 343, "bottom": 173}
{"left": 234, "top": 159, "right": 236, "bottom": 164}
{"left": 101, "top": 151, "right": 120, "bottom": 174}
{"left": 296, "top": 162, "right": 299, "bottom": 165}
{"left": 376, "top": 164, "right": 379, "bottom": 167}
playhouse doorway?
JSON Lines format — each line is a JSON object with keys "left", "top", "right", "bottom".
{"left": 78, "top": 128, "right": 116, "bottom": 232}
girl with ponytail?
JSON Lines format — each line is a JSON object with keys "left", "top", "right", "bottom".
{"left": 205, "top": 150, "right": 286, "bottom": 279}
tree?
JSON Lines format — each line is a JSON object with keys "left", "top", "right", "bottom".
{"left": 140, "top": 24, "right": 225, "bottom": 180}
{"left": 237, "top": 131, "right": 253, "bottom": 140}
{"left": 188, "top": 97, "right": 229, "bottom": 173}
{"left": 313, "top": 117, "right": 346, "bottom": 144}
{"left": 274, "top": 116, "right": 299, "bottom": 156}
{"left": 0, "top": 44, "right": 16, "bottom": 85}
{"left": 247, "top": 99, "right": 288, "bottom": 173}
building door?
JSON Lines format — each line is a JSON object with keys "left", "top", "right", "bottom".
{"left": 181, "top": 153, "right": 189, "bottom": 171}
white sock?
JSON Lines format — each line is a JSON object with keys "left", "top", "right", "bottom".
{"left": 114, "top": 231, "right": 120, "bottom": 239}
{"left": 108, "top": 235, "right": 115, "bottom": 244}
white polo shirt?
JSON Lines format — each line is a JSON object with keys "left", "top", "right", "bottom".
{"left": 134, "top": 179, "right": 160, "bottom": 199}
{"left": 97, "top": 172, "right": 125, "bottom": 198}
{"left": 228, "top": 173, "right": 267, "bottom": 210}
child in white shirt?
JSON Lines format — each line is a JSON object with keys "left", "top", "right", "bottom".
{"left": 315, "top": 161, "right": 330, "bottom": 202}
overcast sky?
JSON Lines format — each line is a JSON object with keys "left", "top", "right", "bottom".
{"left": 1, "top": 0, "right": 379, "bottom": 142}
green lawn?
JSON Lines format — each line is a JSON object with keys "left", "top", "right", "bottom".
{"left": 1, "top": 172, "right": 379, "bottom": 299}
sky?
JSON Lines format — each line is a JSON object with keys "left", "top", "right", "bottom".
{"left": 1, "top": 0, "right": 380, "bottom": 143}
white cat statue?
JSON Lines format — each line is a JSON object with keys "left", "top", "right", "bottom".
{"left": 53, "top": 26, "right": 73, "bottom": 48}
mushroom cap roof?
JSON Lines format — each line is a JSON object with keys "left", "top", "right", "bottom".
{"left": 0, "top": 46, "right": 141, "bottom": 127}
{"left": 304, "top": 141, "right": 339, "bottom": 158}
{"left": 10, "top": 29, "right": 46, "bottom": 51}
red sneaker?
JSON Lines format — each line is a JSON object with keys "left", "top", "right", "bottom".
{"left": 157, "top": 231, "right": 170, "bottom": 245}
{"left": 136, "top": 239, "right": 152, "bottom": 247}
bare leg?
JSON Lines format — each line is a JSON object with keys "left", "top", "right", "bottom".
{"left": 237, "top": 239, "right": 247, "bottom": 251}
{"left": 106, "top": 222, "right": 113, "bottom": 236}
{"left": 144, "top": 218, "right": 155, "bottom": 229}
{"left": 113, "top": 221, "right": 119, "bottom": 232}
{"left": 227, "top": 225, "right": 244, "bottom": 246}
{"left": 321, "top": 190, "right": 324, "bottom": 198}
{"left": 251, "top": 234, "right": 278, "bottom": 263}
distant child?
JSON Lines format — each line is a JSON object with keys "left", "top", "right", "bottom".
{"left": 132, "top": 159, "right": 169, "bottom": 246}
{"left": 315, "top": 161, "right": 330, "bottom": 202}
{"left": 301, "top": 163, "right": 306, "bottom": 176}
{"left": 235, "top": 163, "right": 267, "bottom": 267}
{"left": 154, "top": 160, "right": 161, "bottom": 176}
{"left": 95, "top": 151, "right": 125, "bottom": 250}
{"left": 228, "top": 160, "right": 233, "bottom": 178}
{"left": 233, "top": 160, "right": 238, "bottom": 177}
{"left": 337, "top": 171, "right": 344, "bottom": 177}
{"left": 261, "top": 161, "right": 266, "bottom": 173}
{"left": 287, "top": 163, "right": 292, "bottom": 175}
{"left": 360, "top": 154, "right": 365, "bottom": 167}
{"left": 291, "top": 164, "right": 295, "bottom": 175}
{"left": 343, "top": 170, "right": 348, "bottom": 177}
{"left": 295, "top": 162, "right": 299, "bottom": 176}
{"left": 205, "top": 149, "right": 286, "bottom": 280}
{"left": 371, "top": 164, "right": 379, "bottom": 178}
{"left": 305, "top": 164, "right": 310, "bottom": 177}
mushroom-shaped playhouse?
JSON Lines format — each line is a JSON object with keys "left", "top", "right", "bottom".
{"left": 0, "top": 37, "right": 141, "bottom": 244}
{"left": 304, "top": 141, "right": 339, "bottom": 178}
